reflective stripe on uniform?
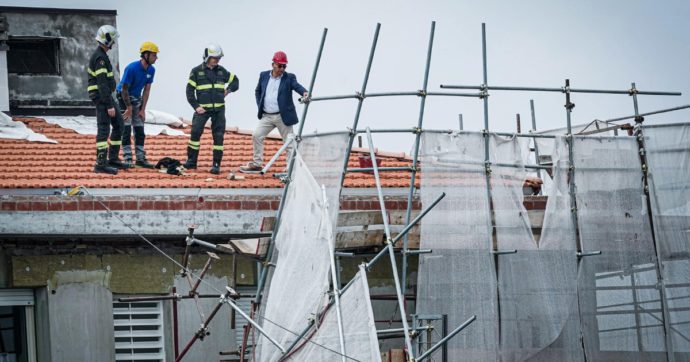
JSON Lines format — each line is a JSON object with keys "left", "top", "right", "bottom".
{"left": 188, "top": 140, "right": 200, "bottom": 150}
{"left": 188, "top": 79, "right": 197, "bottom": 87}
{"left": 213, "top": 84, "right": 225, "bottom": 89}
{"left": 199, "top": 103, "right": 225, "bottom": 108}
{"left": 213, "top": 145, "right": 224, "bottom": 151}
{"left": 96, "top": 141, "right": 109, "bottom": 149}
{"left": 110, "top": 140, "right": 122, "bottom": 146}
{"left": 107, "top": 72, "right": 114, "bottom": 77}
{"left": 87, "top": 85, "right": 99, "bottom": 91}
{"left": 88, "top": 68, "right": 109, "bottom": 76}
{"left": 228, "top": 73, "right": 235, "bottom": 83}
{"left": 196, "top": 84, "right": 212, "bottom": 90}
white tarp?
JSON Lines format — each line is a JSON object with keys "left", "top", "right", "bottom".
{"left": 42, "top": 110, "right": 186, "bottom": 137}
{"left": 0, "top": 112, "right": 56, "bottom": 143}
{"left": 286, "top": 266, "right": 381, "bottom": 361}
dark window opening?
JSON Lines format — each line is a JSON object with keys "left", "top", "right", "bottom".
{"left": 0, "top": 305, "right": 27, "bottom": 360}
{"left": 7, "top": 37, "right": 61, "bottom": 75}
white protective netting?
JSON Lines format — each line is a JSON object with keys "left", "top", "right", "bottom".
{"left": 287, "top": 265, "right": 381, "bottom": 361}
{"left": 254, "top": 133, "right": 350, "bottom": 361}
{"left": 573, "top": 136, "right": 668, "bottom": 360}
{"left": 491, "top": 135, "right": 583, "bottom": 361}
{"left": 644, "top": 123, "right": 690, "bottom": 357}
{"left": 417, "top": 131, "right": 498, "bottom": 360}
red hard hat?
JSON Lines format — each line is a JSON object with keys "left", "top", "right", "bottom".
{"left": 272, "top": 51, "right": 288, "bottom": 64}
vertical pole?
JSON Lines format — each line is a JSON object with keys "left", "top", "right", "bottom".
{"left": 479, "top": 22, "right": 500, "bottom": 345}
{"left": 564, "top": 79, "right": 583, "bottom": 253}
{"left": 338, "top": 23, "right": 381, "bottom": 189}
{"left": 254, "top": 28, "right": 328, "bottom": 306}
{"left": 323, "top": 185, "right": 347, "bottom": 362}
{"left": 172, "top": 287, "right": 179, "bottom": 358}
{"left": 631, "top": 82, "right": 675, "bottom": 360}
{"left": 459, "top": 114, "right": 464, "bottom": 130}
{"left": 516, "top": 113, "right": 521, "bottom": 134}
{"left": 530, "top": 99, "right": 543, "bottom": 183}
{"left": 366, "top": 128, "right": 416, "bottom": 359}
{"left": 402, "top": 21, "right": 436, "bottom": 319}
{"left": 442, "top": 314, "right": 448, "bottom": 362}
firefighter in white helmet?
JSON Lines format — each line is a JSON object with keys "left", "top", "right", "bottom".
{"left": 184, "top": 43, "right": 239, "bottom": 174}
{"left": 87, "top": 25, "right": 125, "bottom": 174}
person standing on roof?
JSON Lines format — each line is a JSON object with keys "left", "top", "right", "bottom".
{"left": 239, "top": 51, "right": 309, "bottom": 174}
{"left": 184, "top": 43, "right": 239, "bottom": 174}
{"left": 116, "top": 41, "right": 159, "bottom": 169}
{"left": 87, "top": 25, "right": 126, "bottom": 175}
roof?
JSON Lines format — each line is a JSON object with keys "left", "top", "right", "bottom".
{"left": 0, "top": 118, "right": 417, "bottom": 191}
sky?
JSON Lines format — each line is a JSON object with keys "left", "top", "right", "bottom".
{"left": 8, "top": 0, "right": 690, "bottom": 152}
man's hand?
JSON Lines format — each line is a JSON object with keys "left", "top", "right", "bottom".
{"left": 195, "top": 106, "right": 206, "bottom": 114}
{"left": 138, "top": 108, "right": 146, "bottom": 121}
{"left": 123, "top": 106, "right": 133, "bottom": 120}
{"left": 224, "top": 89, "right": 229, "bottom": 97}
{"left": 107, "top": 107, "right": 116, "bottom": 118}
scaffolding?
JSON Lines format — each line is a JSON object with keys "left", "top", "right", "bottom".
{"left": 82, "top": 20, "right": 690, "bottom": 361}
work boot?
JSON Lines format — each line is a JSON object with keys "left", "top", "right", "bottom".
{"left": 94, "top": 148, "right": 118, "bottom": 175}
{"left": 239, "top": 162, "right": 262, "bottom": 174}
{"left": 135, "top": 157, "right": 155, "bottom": 169}
{"left": 210, "top": 162, "right": 221, "bottom": 175}
{"left": 184, "top": 147, "right": 199, "bottom": 169}
{"left": 107, "top": 145, "right": 127, "bottom": 169}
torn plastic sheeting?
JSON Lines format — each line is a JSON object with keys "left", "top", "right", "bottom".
{"left": 0, "top": 112, "right": 57, "bottom": 143}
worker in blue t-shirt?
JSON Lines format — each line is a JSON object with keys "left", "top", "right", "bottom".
{"left": 116, "top": 41, "right": 158, "bottom": 168}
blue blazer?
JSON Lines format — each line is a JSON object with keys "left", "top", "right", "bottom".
{"left": 255, "top": 70, "right": 307, "bottom": 126}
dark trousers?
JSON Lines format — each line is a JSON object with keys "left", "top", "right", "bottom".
{"left": 189, "top": 109, "right": 226, "bottom": 164}
{"left": 95, "top": 101, "right": 124, "bottom": 149}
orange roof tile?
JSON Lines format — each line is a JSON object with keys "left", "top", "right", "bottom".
{"left": 0, "top": 117, "right": 418, "bottom": 190}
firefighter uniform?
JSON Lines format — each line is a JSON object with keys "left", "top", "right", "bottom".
{"left": 185, "top": 62, "right": 239, "bottom": 173}
{"left": 87, "top": 42, "right": 125, "bottom": 173}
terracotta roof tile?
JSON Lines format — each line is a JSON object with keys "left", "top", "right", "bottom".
{"left": 0, "top": 117, "right": 419, "bottom": 190}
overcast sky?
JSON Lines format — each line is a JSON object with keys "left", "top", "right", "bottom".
{"left": 9, "top": 0, "right": 690, "bottom": 152}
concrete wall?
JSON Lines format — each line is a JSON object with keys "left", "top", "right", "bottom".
{"left": 1, "top": 9, "right": 118, "bottom": 109}
{"left": 46, "top": 275, "right": 115, "bottom": 362}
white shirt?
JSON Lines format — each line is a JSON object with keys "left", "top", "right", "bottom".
{"left": 263, "top": 71, "right": 283, "bottom": 113}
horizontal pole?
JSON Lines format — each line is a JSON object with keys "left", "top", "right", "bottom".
{"left": 491, "top": 249, "right": 518, "bottom": 255}
{"left": 366, "top": 91, "right": 419, "bottom": 98}
{"left": 604, "top": 104, "right": 690, "bottom": 123}
{"left": 425, "top": 91, "right": 483, "bottom": 98}
{"left": 355, "top": 128, "right": 417, "bottom": 134}
{"left": 416, "top": 315, "right": 476, "bottom": 361}
{"left": 348, "top": 166, "right": 412, "bottom": 173}
{"left": 405, "top": 249, "right": 432, "bottom": 255}
{"left": 333, "top": 251, "right": 354, "bottom": 257}
{"left": 377, "top": 326, "right": 433, "bottom": 334}
{"left": 309, "top": 94, "right": 359, "bottom": 102}
{"left": 577, "top": 250, "right": 602, "bottom": 257}
{"left": 440, "top": 84, "right": 681, "bottom": 96}
{"left": 118, "top": 294, "right": 226, "bottom": 302}
{"left": 300, "top": 130, "right": 350, "bottom": 139}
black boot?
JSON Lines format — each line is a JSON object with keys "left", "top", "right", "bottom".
{"left": 210, "top": 149, "right": 222, "bottom": 174}
{"left": 184, "top": 147, "right": 199, "bottom": 169}
{"left": 94, "top": 148, "right": 118, "bottom": 175}
{"left": 108, "top": 145, "right": 127, "bottom": 169}
{"left": 135, "top": 157, "right": 155, "bottom": 169}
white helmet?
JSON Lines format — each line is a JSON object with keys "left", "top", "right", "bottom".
{"left": 203, "top": 43, "right": 224, "bottom": 62}
{"left": 95, "top": 25, "right": 119, "bottom": 48}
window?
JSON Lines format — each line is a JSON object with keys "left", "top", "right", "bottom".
{"left": 113, "top": 301, "right": 166, "bottom": 362}
{"left": 7, "top": 37, "right": 61, "bottom": 75}
{"left": 0, "top": 289, "right": 35, "bottom": 362}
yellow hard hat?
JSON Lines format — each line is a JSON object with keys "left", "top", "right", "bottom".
{"left": 139, "top": 41, "right": 159, "bottom": 54}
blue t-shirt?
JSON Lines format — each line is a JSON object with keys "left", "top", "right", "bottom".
{"left": 116, "top": 60, "right": 155, "bottom": 97}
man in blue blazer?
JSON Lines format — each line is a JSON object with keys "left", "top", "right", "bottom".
{"left": 240, "top": 51, "right": 309, "bottom": 173}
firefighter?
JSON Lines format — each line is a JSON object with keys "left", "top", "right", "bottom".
{"left": 116, "top": 41, "right": 159, "bottom": 168}
{"left": 184, "top": 43, "right": 239, "bottom": 174}
{"left": 87, "top": 25, "right": 126, "bottom": 175}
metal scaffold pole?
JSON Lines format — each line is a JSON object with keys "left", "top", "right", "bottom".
{"left": 401, "top": 20, "right": 436, "bottom": 321}
{"left": 630, "top": 82, "right": 676, "bottom": 361}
